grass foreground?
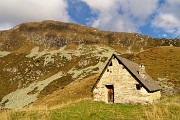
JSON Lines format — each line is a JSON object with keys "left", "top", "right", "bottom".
{"left": 0, "top": 94, "right": 179, "bottom": 120}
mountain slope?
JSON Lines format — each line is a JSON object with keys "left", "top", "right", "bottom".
{"left": 29, "top": 46, "right": 180, "bottom": 109}
{"left": 131, "top": 46, "right": 180, "bottom": 94}
{"left": 0, "top": 20, "right": 179, "bottom": 109}
{"left": 0, "top": 44, "right": 117, "bottom": 109}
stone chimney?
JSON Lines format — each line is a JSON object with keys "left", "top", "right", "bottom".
{"left": 138, "top": 64, "right": 146, "bottom": 78}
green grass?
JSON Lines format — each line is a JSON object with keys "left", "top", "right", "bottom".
{"left": 50, "top": 101, "right": 143, "bottom": 120}
{"left": 1, "top": 94, "right": 180, "bottom": 120}
{"left": 1, "top": 101, "right": 143, "bottom": 120}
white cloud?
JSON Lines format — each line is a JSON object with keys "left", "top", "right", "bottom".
{"left": 91, "top": 12, "right": 137, "bottom": 32}
{"left": 0, "top": 0, "right": 70, "bottom": 29}
{"left": 152, "top": 14, "right": 180, "bottom": 31}
{"left": 120, "top": 0, "right": 158, "bottom": 21}
{"left": 82, "top": 0, "right": 158, "bottom": 32}
{"left": 81, "top": 0, "right": 117, "bottom": 12}
{"left": 152, "top": 0, "right": 180, "bottom": 36}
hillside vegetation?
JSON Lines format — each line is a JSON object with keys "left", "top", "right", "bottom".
{"left": 0, "top": 20, "right": 179, "bottom": 110}
{"left": 28, "top": 47, "right": 180, "bottom": 110}
{"left": 132, "top": 46, "right": 180, "bottom": 94}
{"left": 0, "top": 45, "right": 117, "bottom": 109}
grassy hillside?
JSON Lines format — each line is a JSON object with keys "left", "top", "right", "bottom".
{"left": 0, "top": 20, "right": 179, "bottom": 110}
{"left": 131, "top": 46, "right": 180, "bottom": 94}
{"left": 0, "top": 44, "right": 118, "bottom": 109}
{"left": 31, "top": 74, "right": 99, "bottom": 108}
{"left": 26, "top": 46, "right": 180, "bottom": 110}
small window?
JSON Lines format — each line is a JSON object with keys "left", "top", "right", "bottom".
{"left": 107, "top": 69, "right": 109, "bottom": 72}
{"left": 136, "top": 84, "right": 142, "bottom": 90}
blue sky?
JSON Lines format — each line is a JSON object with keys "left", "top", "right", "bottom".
{"left": 0, "top": 0, "right": 180, "bottom": 38}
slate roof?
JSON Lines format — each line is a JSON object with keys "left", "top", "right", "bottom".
{"left": 93, "top": 54, "right": 162, "bottom": 92}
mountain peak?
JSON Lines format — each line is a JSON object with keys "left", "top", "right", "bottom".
{"left": 0, "top": 20, "right": 179, "bottom": 52}
{"left": 11, "top": 20, "right": 89, "bottom": 32}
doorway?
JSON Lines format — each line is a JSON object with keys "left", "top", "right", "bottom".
{"left": 106, "top": 85, "right": 114, "bottom": 103}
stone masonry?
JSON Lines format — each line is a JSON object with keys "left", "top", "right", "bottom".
{"left": 93, "top": 56, "right": 161, "bottom": 104}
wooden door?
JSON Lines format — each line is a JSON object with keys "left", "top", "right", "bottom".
{"left": 106, "top": 85, "right": 114, "bottom": 103}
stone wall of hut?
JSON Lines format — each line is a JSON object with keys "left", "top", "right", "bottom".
{"left": 93, "top": 57, "right": 161, "bottom": 104}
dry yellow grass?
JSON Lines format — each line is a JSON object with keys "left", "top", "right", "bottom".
{"left": 64, "top": 44, "right": 78, "bottom": 50}
{"left": 132, "top": 46, "right": 180, "bottom": 93}
{"left": 30, "top": 74, "right": 99, "bottom": 109}
{"left": 144, "top": 105, "right": 168, "bottom": 120}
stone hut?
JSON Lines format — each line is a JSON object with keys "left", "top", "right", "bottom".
{"left": 93, "top": 54, "right": 161, "bottom": 104}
